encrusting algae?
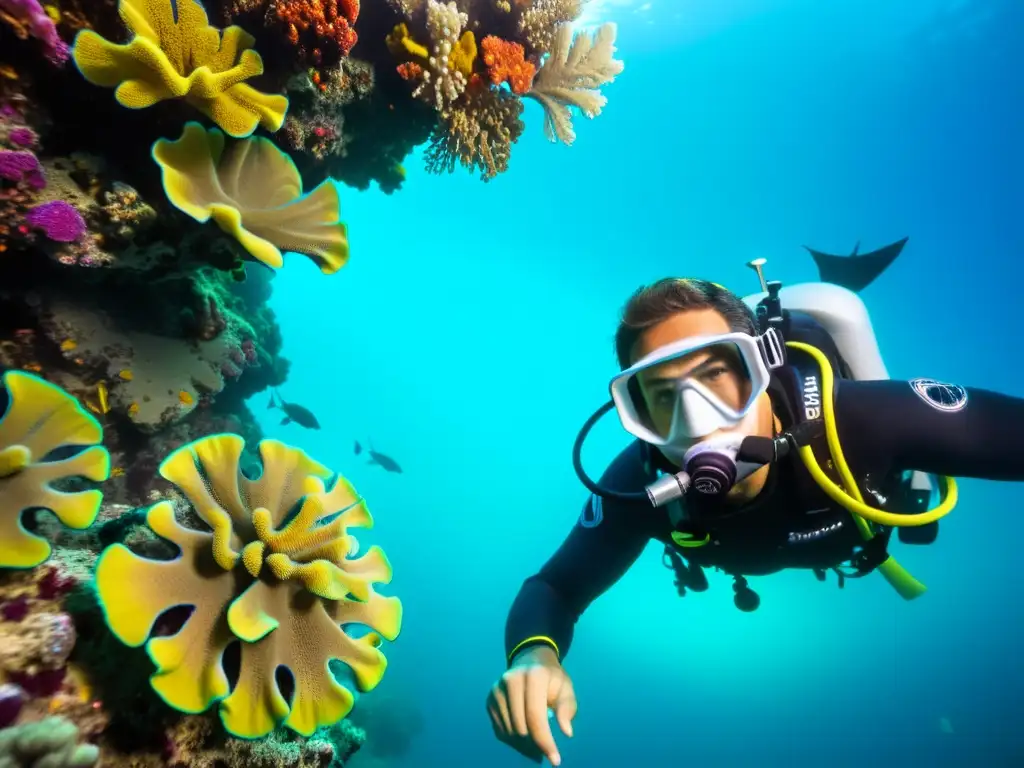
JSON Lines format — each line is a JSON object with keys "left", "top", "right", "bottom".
{"left": 94, "top": 434, "right": 402, "bottom": 739}
{"left": 0, "top": 371, "right": 110, "bottom": 569}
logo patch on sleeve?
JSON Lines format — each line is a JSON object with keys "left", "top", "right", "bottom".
{"left": 909, "top": 378, "right": 968, "bottom": 413}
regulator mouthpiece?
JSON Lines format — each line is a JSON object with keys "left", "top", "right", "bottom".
{"left": 643, "top": 435, "right": 785, "bottom": 508}
{"left": 687, "top": 450, "right": 738, "bottom": 495}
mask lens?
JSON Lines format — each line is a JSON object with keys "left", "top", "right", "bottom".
{"left": 634, "top": 342, "right": 755, "bottom": 439}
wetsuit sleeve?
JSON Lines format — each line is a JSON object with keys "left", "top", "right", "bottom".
{"left": 834, "top": 379, "right": 1024, "bottom": 480}
{"left": 504, "top": 444, "right": 654, "bottom": 665}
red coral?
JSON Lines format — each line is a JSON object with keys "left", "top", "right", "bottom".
{"left": 396, "top": 61, "right": 423, "bottom": 81}
{"left": 36, "top": 565, "right": 76, "bottom": 600}
{"left": 270, "top": 0, "right": 359, "bottom": 69}
{"left": 480, "top": 36, "right": 536, "bottom": 95}
{"left": 1, "top": 596, "right": 29, "bottom": 621}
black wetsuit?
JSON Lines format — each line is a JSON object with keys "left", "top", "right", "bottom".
{"left": 505, "top": 376, "right": 1024, "bottom": 662}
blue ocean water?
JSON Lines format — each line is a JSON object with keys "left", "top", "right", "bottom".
{"left": 255, "top": 1, "right": 1023, "bottom": 765}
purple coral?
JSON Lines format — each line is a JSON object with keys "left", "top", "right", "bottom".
{"left": 8, "top": 127, "right": 36, "bottom": 148}
{"left": 0, "top": 148, "right": 45, "bottom": 189}
{"left": 0, "top": 0, "right": 70, "bottom": 65}
{"left": 25, "top": 200, "right": 86, "bottom": 242}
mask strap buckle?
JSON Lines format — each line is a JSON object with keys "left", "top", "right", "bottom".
{"left": 758, "top": 326, "right": 786, "bottom": 370}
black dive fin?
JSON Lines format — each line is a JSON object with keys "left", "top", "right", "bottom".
{"left": 804, "top": 237, "right": 908, "bottom": 292}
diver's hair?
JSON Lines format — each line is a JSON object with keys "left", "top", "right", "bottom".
{"left": 614, "top": 278, "right": 758, "bottom": 368}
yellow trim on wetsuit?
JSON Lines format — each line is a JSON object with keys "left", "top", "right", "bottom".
{"left": 786, "top": 341, "right": 960, "bottom": 600}
{"left": 508, "top": 635, "right": 560, "bottom": 664}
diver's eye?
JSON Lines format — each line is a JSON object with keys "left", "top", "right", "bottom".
{"left": 699, "top": 365, "right": 729, "bottom": 383}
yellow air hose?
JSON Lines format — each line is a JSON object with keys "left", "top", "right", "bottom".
{"left": 784, "top": 341, "right": 959, "bottom": 600}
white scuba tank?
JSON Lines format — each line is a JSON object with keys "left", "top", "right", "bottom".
{"left": 741, "top": 281, "right": 888, "bottom": 380}
{"left": 741, "top": 281, "right": 938, "bottom": 504}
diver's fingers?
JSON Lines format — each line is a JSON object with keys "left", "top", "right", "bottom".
{"left": 503, "top": 670, "right": 528, "bottom": 736}
{"left": 552, "top": 678, "right": 578, "bottom": 739}
{"left": 488, "top": 684, "right": 513, "bottom": 735}
{"left": 489, "top": 708, "right": 544, "bottom": 764}
{"left": 524, "top": 668, "right": 560, "bottom": 766}
{"left": 487, "top": 700, "right": 505, "bottom": 734}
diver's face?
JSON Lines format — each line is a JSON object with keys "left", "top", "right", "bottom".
{"left": 631, "top": 309, "right": 769, "bottom": 443}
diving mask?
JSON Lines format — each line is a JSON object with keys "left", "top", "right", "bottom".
{"left": 609, "top": 329, "right": 785, "bottom": 466}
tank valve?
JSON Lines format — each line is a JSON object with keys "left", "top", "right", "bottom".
{"left": 746, "top": 258, "right": 769, "bottom": 293}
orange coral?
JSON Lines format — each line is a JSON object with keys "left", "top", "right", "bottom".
{"left": 270, "top": 0, "right": 359, "bottom": 67}
{"left": 480, "top": 35, "right": 535, "bottom": 95}
{"left": 396, "top": 61, "right": 423, "bottom": 81}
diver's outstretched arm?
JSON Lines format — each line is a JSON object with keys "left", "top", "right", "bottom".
{"left": 833, "top": 378, "right": 1024, "bottom": 480}
{"left": 504, "top": 443, "right": 655, "bottom": 664}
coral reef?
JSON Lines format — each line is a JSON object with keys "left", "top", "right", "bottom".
{"left": 0, "top": 432, "right": 400, "bottom": 765}
{"left": 380, "top": 0, "right": 624, "bottom": 179}
{"left": 222, "top": 0, "right": 624, "bottom": 186}
{"left": 0, "top": 0, "right": 626, "bottom": 760}
{"left": 72, "top": 0, "right": 289, "bottom": 138}
{"left": 0, "top": 372, "right": 110, "bottom": 569}
{"left": 95, "top": 435, "right": 402, "bottom": 738}
{"left": 152, "top": 122, "right": 349, "bottom": 274}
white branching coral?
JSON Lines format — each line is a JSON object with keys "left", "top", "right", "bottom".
{"left": 412, "top": 0, "right": 470, "bottom": 115}
{"left": 518, "top": 0, "right": 582, "bottom": 55}
{"left": 525, "top": 22, "right": 623, "bottom": 145}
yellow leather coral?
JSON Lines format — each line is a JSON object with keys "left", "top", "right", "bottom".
{"left": 94, "top": 434, "right": 402, "bottom": 739}
{"left": 71, "top": 0, "right": 288, "bottom": 138}
{"left": 0, "top": 371, "right": 110, "bottom": 569}
{"left": 152, "top": 122, "right": 349, "bottom": 274}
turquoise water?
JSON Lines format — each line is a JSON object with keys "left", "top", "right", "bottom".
{"left": 256, "top": 1, "right": 1022, "bottom": 765}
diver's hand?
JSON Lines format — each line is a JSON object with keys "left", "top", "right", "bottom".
{"left": 487, "top": 645, "right": 577, "bottom": 766}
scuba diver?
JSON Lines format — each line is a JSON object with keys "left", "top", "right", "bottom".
{"left": 485, "top": 255, "right": 1024, "bottom": 767}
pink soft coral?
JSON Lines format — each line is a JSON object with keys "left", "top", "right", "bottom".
{"left": 25, "top": 200, "right": 86, "bottom": 242}
{"left": 0, "top": 0, "right": 69, "bottom": 64}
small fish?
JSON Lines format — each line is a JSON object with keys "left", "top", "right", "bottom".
{"left": 179, "top": 390, "right": 194, "bottom": 406}
{"left": 354, "top": 440, "right": 362, "bottom": 455}
{"left": 60, "top": 339, "right": 77, "bottom": 352}
{"left": 23, "top": 362, "right": 42, "bottom": 372}
{"left": 118, "top": 369, "right": 133, "bottom": 381}
{"left": 110, "top": 467, "right": 124, "bottom": 478}
{"left": 96, "top": 382, "right": 110, "bottom": 414}
{"left": 363, "top": 441, "right": 402, "bottom": 473}
{"left": 128, "top": 402, "right": 139, "bottom": 416}
{"left": 268, "top": 388, "right": 320, "bottom": 429}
